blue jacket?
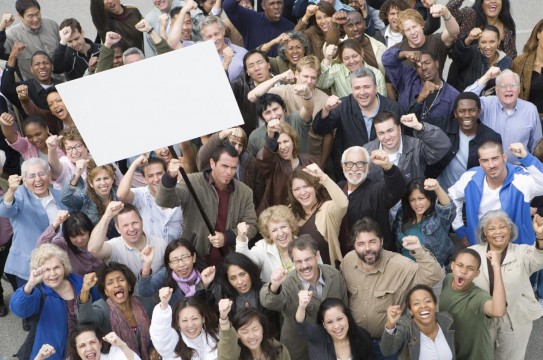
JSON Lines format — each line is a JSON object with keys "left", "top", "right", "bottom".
{"left": 449, "top": 154, "right": 543, "bottom": 245}
{"left": 0, "top": 186, "right": 69, "bottom": 280}
{"left": 9, "top": 273, "right": 100, "bottom": 360}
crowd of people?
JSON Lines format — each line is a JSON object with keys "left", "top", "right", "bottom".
{"left": 1, "top": 0, "right": 543, "bottom": 359}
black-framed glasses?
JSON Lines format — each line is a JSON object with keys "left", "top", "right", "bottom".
{"left": 169, "top": 254, "right": 192, "bottom": 265}
{"left": 343, "top": 161, "right": 368, "bottom": 169}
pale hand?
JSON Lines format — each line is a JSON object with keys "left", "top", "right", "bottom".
{"left": 52, "top": 210, "right": 70, "bottom": 229}
{"left": 59, "top": 26, "right": 72, "bottom": 44}
{"left": 281, "top": 69, "right": 295, "bottom": 83}
{"left": 402, "top": 51, "right": 421, "bottom": 63}
{"left": 293, "top": 83, "right": 312, "bottom": 98}
{"left": 7, "top": 174, "right": 22, "bottom": 190}
{"left": 182, "top": 0, "right": 198, "bottom": 12}
{"left": 332, "top": 10, "right": 348, "bottom": 25}
{"left": 201, "top": 266, "right": 216, "bottom": 288}
{"left": 370, "top": 149, "right": 392, "bottom": 169}
{"left": 88, "top": 56, "right": 98, "bottom": 73}
{"left": 223, "top": 47, "right": 234, "bottom": 62}
{"left": 423, "top": 178, "right": 441, "bottom": 192}
{"left": 218, "top": 298, "right": 233, "bottom": 319}
{"left": 104, "top": 201, "right": 125, "bottom": 218}
{"left": 267, "top": 119, "right": 281, "bottom": 137}
{"left": 324, "top": 44, "right": 338, "bottom": 61}
{"left": 46, "top": 135, "right": 63, "bottom": 149}
{"left": 305, "top": 4, "right": 318, "bottom": 17}
{"left": 159, "top": 287, "right": 174, "bottom": 306}
{"left": 74, "top": 159, "right": 88, "bottom": 176}
{"left": 486, "top": 250, "right": 501, "bottom": 267}
{"left": 400, "top": 113, "right": 422, "bottom": 130}
{"left": 167, "top": 158, "right": 183, "bottom": 177}
{"left": 10, "top": 41, "right": 25, "bottom": 58}
{"left": 0, "top": 112, "right": 15, "bottom": 126}
{"left": 135, "top": 153, "right": 150, "bottom": 167}
{"left": 270, "top": 268, "right": 288, "bottom": 288}
{"left": 208, "top": 232, "right": 225, "bottom": 248}
{"left": 421, "top": 0, "right": 435, "bottom": 9}
{"left": 386, "top": 305, "right": 402, "bottom": 326}
{"left": 141, "top": 245, "right": 155, "bottom": 265}
{"left": 104, "top": 32, "right": 122, "bottom": 48}
{"left": 468, "top": 27, "right": 483, "bottom": 41}
{"left": 303, "top": 163, "right": 325, "bottom": 180}
{"left": 159, "top": 14, "right": 170, "bottom": 28}
{"left": 82, "top": 272, "right": 98, "bottom": 293}
{"left": 402, "top": 235, "right": 422, "bottom": 251}
{"left": 35, "top": 344, "right": 56, "bottom": 360}
{"left": 297, "top": 289, "right": 312, "bottom": 309}
{"left": 0, "top": 14, "right": 14, "bottom": 31}
{"left": 102, "top": 332, "right": 126, "bottom": 347}
{"left": 429, "top": 4, "right": 448, "bottom": 18}
{"left": 324, "top": 95, "right": 341, "bottom": 111}
{"left": 135, "top": 19, "right": 152, "bottom": 33}
{"left": 509, "top": 143, "right": 527, "bottom": 159}
{"left": 237, "top": 222, "right": 249, "bottom": 239}
{"left": 274, "top": 32, "right": 290, "bottom": 45}
{"left": 28, "top": 266, "right": 46, "bottom": 287}
{"left": 485, "top": 66, "right": 501, "bottom": 80}
{"left": 533, "top": 214, "right": 543, "bottom": 238}
{"left": 16, "top": 84, "right": 29, "bottom": 101}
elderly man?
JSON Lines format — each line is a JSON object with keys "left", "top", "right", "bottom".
{"left": 223, "top": 0, "right": 294, "bottom": 56}
{"left": 88, "top": 201, "right": 168, "bottom": 275}
{"left": 313, "top": 67, "right": 402, "bottom": 180}
{"left": 156, "top": 141, "right": 258, "bottom": 266}
{"left": 466, "top": 67, "right": 542, "bottom": 163}
{"left": 260, "top": 235, "right": 348, "bottom": 360}
{"left": 338, "top": 146, "right": 406, "bottom": 253}
{"left": 341, "top": 216, "right": 443, "bottom": 359}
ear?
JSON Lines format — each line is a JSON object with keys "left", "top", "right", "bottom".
{"left": 210, "top": 158, "right": 216, "bottom": 170}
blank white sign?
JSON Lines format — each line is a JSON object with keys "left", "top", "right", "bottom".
{"left": 56, "top": 41, "right": 243, "bottom": 166}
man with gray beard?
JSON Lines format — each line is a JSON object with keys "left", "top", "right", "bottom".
{"left": 337, "top": 146, "right": 406, "bottom": 254}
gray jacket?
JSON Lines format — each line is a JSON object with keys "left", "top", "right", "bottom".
{"left": 381, "top": 312, "right": 456, "bottom": 360}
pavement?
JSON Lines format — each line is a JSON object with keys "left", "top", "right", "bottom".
{"left": 1, "top": 0, "right": 543, "bottom": 358}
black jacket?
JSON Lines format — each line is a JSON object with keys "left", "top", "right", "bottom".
{"left": 230, "top": 72, "right": 259, "bottom": 137}
{"left": 52, "top": 38, "right": 101, "bottom": 80}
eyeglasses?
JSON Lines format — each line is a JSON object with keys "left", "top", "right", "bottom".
{"left": 169, "top": 254, "right": 192, "bottom": 265}
{"left": 25, "top": 171, "right": 48, "bottom": 180}
{"left": 65, "top": 143, "right": 84, "bottom": 153}
{"left": 496, "top": 84, "right": 519, "bottom": 90}
{"left": 294, "top": 254, "right": 316, "bottom": 267}
{"left": 343, "top": 161, "right": 368, "bottom": 169}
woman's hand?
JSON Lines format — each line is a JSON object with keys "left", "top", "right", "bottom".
{"left": 303, "top": 163, "right": 325, "bottom": 181}
{"left": 237, "top": 222, "right": 249, "bottom": 242}
{"left": 201, "top": 266, "right": 216, "bottom": 289}
{"left": 24, "top": 266, "right": 47, "bottom": 294}
{"left": 159, "top": 287, "right": 173, "bottom": 309}
{"left": 533, "top": 214, "right": 543, "bottom": 239}
{"left": 74, "top": 159, "right": 89, "bottom": 178}
{"left": 52, "top": 210, "right": 70, "bottom": 230}
{"left": 80, "top": 272, "right": 98, "bottom": 303}
{"left": 34, "top": 344, "right": 56, "bottom": 360}
{"left": 218, "top": 298, "right": 233, "bottom": 320}
{"left": 423, "top": 178, "right": 441, "bottom": 192}
{"left": 385, "top": 305, "right": 402, "bottom": 329}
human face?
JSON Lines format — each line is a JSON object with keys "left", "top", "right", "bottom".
{"left": 31, "top": 54, "right": 52, "bottom": 83}
{"left": 104, "top": 0, "right": 123, "bottom": 15}
{"left": 415, "top": 54, "right": 439, "bottom": 83}
{"left": 154, "top": 147, "right": 173, "bottom": 163}
{"left": 168, "top": 246, "right": 195, "bottom": 278}
{"left": 267, "top": 220, "right": 293, "bottom": 250}
{"left": 409, "top": 289, "right": 436, "bottom": 328}
{"left": 261, "top": 102, "right": 285, "bottom": 123}
{"left": 292, "top": 248, "right": 320, "bottom": 284}
{"left": 481, "top": 0, "right": 502, "bottom": 19}
{"left": 64, "top": 140, "right": 89, "bottom": 163}
{"left": 245, "top": 53, "right": 270, "bottom": 84}
{"left": 103, "top": 270, "right": 131, "bottom": 304}
{"left": 113, "top": 47, "right": 123, "bottom": 67}
{"left": 237, "top": 317, "right": 264, "bottom": 352}
{"left": 41, "top": 257, "right": 66, "bottom": 290}
{"left": 354, "top": 231, "right": 383, "bottom": 266}
{"left": 20, "top": 6, "right": 41, "bottom": 30}
{"left": 75, "top": 331, "right": 102, "bottom": 360}
{"left": 116, "top": 211, "right": 143, "bottom": 245}
{"left": 24, "top": 123, "right": 48, "bottom": 150}
{"left": 322, "top": 306, "right": 349, "bottom": 341}
{"left": 124, "top": 54, "right": 144, "bottom": 65}
{"left": 227, "top": 265, "right": 252, "bottom": 294}
{"left": 478, "top": 146, "right": 507, "bottom": 182}
{"left": 178, "top": 306, "right": 204, "bottom": 339}
{"left": 454, "top": 99, "right": 480, "bottom": 135}
{"left": 181, "top": 13, "right": 193, "bottom": 41}
{"left": 66, "top": 30, "right": 87, "bottom": 53}
{"left": 342, "top": 149, "right": 368, "bottom": 186}
{"left": 153, "top": 0, "right": 173, "bottom": 12}
{"left": 201, "top": 0, "right": 217, "bottom": 14}
{"left": 47, "top": 92, "right": 70, "bottom": 122}
{"left": 450, "top": 253, "right": 480, "bottom": 291}
{"left": 296, "top": 67, "right": 318, "bottom": 90}
{"left": 262, "top": 0, "right": 283, "bottom": 23}
{"left": 341, "top": 48, "right": 363, "bottom": 72}
{"left": 495, "top": 73, "right": 520, "bottom": 109}
{"left": 375, "top": 119, "right": 401, "bottom": 152}
{"left": 479, "top": 30, "right": 499, "bottom": 61}
{"left": 202, "top": 23, "right": 225, "bottom": 52}
{"left": 484, "top": 217, "right": 511, "bottom": 251}
{"left": 23, "top": 163, "right": 51, "bottom": 197}
{"left": 408, "top": 189, "right": 431, "bottom": 221}
{"left": 315, "top": 10, "right": 332, "bottom": 33}
{"left": 387, "top": 6, "right": 401, "bottom": 33}
{"left": 344, "top": 12, "right": 365, "bottom": 42}
{"left": 277, "top": 133, "right": 294, "bottom": 160}
{"left": 284, "top": 39, "right": 304, "bottom": 65}
{"left": 143, "top": 163, "right": 165, "bottom": 194}
{"left": 402, "top": 19, "right": 425, "bottom": 48}
{"left": 291, "top": 178, "right": 317, "bottom": 210}
{"left": 89, "top": 169, "right": 114, "bottom": 198}
{"left": 69, "top": 231, "right": 90, "bottom": 248}
{"left": 210, "top": 153, "right": 239, "bottom": 189}
{"left": 351, "top": 76, "right": 378, "bottom": 110}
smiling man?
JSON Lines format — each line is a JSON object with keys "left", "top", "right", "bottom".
{"left": 341, "top": 216, "right": 443, "bottom": 358}
{"left": 260, "top": 235, "right": 348, "bottom": 360}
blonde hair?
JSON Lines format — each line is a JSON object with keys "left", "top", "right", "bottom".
{"left": 258, "top": 205, "right": 298, "bottom": 244}
{"left": 397, "top": 9, "right": 425, "bottom": 34}
{"left": 296, "top": 54, "right": 321, "bottom": 76}
{"left": 30, "top": 243, "right": 72, "bottom": 275}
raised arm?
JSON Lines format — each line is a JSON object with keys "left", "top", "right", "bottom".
{"left": 167, "top": 0, "right": 198, "bottom": 49}
{"left": 0, "top": 112, "right": 18, "bottom": 144}
{"left": 429, "top": 4, "right": 459, "bottom": 47}
{"left": 96, "top": 32, "right": 122, "bottom": 73}
{"left": 295, "top": 289, "right": 312, "bottom": 323}
{"left": 45, "top": 135, "right": 64, "bottom": 179}
{"left": 483, "top": 250, "right": 506, "bottom": 317}
{"left": 87, "top": 202, "right": 124, "bottom": 259}
{"left": 117, "top": 154, "right": 148, "bottom": 203}
{"left": 247, "top": 69, "right": 295, "bottom": 103}
{"left": 292, "top": 84, "right": 314, "bottom": 123}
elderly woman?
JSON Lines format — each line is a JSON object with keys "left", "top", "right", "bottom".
{"left": 259, "top": 32, "right": 311, "bottom": 75}
{"left": 470, "top": 210, "right": 543, "bottom": 360}
{"left": 10, "top": 244, "right": 100, "bottom": 360}
{"left": 236, "top": 205, "right": 298, "bottom": 282}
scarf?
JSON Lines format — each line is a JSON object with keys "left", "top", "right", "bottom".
{"left": 172, "top": 269, "right": 201, "bottom": 297}
{"left": 107, "top": 297, "right": 151, "bottom": 360}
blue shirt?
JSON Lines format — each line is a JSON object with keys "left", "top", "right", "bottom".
{"left": 221, "top": 38, "right": 248, "bottom": 82}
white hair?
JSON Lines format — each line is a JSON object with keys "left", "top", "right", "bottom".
{"left": 341, "top": 146, "right": 370, "bottom": 164}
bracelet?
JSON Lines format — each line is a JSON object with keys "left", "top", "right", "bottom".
{"left": 444, "top": 13, "right": 452, "bottom": 21}
{"left": 147, "top": 27, "right": 154, "bottom": 34}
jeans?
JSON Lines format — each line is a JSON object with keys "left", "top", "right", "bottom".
{"left": 372, "top": 338, "right": 398, "bottom": 360}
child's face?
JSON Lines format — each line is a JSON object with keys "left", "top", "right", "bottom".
{"left": 451, "top": 253, "right": 480, "bottom": 291}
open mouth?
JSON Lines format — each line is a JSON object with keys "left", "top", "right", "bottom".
{"left": 237, "top": 284, "right": 248, "bottom": 293}
{"left": 419, "top": 310, "right": 431, "bottom": 319}
{"left": 456, "top": 276, "right": 465, "bottom": 287}
{"left": 290, "top": 54, "right": 301, "bottom": 62}
{"left": 301, "top": 267, "right": 312, "bottom": 277}
{"left": 84, "top": 351, "right": 97, "bottom": 360}
{"left": 114, "top": 289, "right": 125, "bottom": 300}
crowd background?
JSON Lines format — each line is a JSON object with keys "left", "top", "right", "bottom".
{"left": 1, "top": 0, "right": 543, "bottom": 359}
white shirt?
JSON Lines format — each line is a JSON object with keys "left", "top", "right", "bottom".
{"left": 107, "top": 234, "right": 167, "bottom": 275}
{"left": 478, "top": 179, "right": 502, "bottom": 219}
{"left": 35, "top": 191, "right": 58, "bottom": 225}
{"left": 419, "top": 325, "right": 453, "bottom": 360}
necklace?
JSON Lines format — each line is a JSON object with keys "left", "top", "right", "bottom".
{"left": 421, "top": 82, "right": 443, "bottom": 119}
{"left": 239, "top": 291, "right": 253, "bottom": 308}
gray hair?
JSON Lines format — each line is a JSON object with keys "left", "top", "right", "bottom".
{"left": 496, "top": 69, "right": 520, "bottom": 87}
{"left": 21, "top": 158, "right": 50, "bottom": 178}
{"left": 476, "top": 210, "right": 518, "bottom": 244}
{"left": 199, "top": 15, "right": 225, "bottom": 32}
{"left": 122, "top": 47, "right": 144, "bottom": 64}
{"left": 341, "top": 146, "right": 370, "bottom": 164}
{"left": 349, "top": 67, "right": 377, "bottom": 86}
{"left": 30, "top": 243, "right": 72, "bottom": 275}
{"left": 278, "top": 31, "right": 311, "bottom": 63}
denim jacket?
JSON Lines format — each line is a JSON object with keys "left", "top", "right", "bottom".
{"left": 394, "top": 201, "right": 456, "bottom": 265}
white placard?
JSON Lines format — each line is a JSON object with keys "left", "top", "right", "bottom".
{"left": 56, "top": 41, "right": 243, "bottom": 166}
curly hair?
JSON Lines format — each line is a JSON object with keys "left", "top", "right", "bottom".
{"left": 258, "top": 205, "right": 298, "bottom": 244}
{"left": 30, "top": 243, "right": 72, "bottom": 275}
{"left": 379, "top": 0, "right": 409, "bottom": 25}
{"left": 85, "top": 157, "right": 116, "bottom": 217}
{"left": 397, "top": 8, "right": 425, "bottom": 34}
{"left": 278, "top": 32, "right": 311, "bottom": 63}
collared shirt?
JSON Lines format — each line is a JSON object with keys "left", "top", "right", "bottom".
{"left": 298, "top": 269, "right": 325, "bottom": 298}
{"left": 34, "top": 191, "right": 58, "bottom": 225}
{"left": 465, "top": 81, "right": 542, "bottom": 163}
{"left": 107, "top": 234, "right": 167, "bottom": 275}
{"left": 221, "top": 38, "right": 248, "bottom": 81}
{"left": 384, "top": 25, "right": 403, "bottom": 48}
{"left": 363, "top": 96, "right": 381, "bottom": 139}
{"left": 380, "top": 138, "right": 404, "bottom": 166}
{"left": 317, "top": 62, "right": 387, "bottom": 98}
